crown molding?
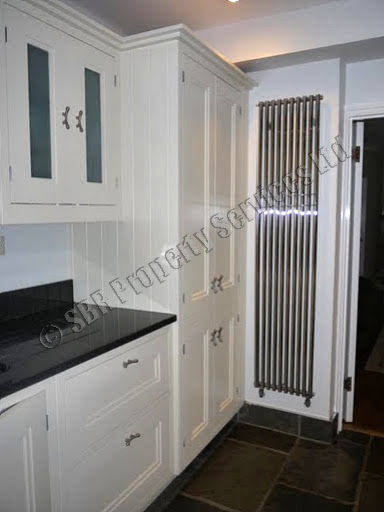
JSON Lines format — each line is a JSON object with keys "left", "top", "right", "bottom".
{"left": 3, "top": 0, "right": 124, "bottom": 55}
{"left": 2, "top": 0, "right": 254, "bottom": 88}
{"left": 120, "top": 24, "right": 255, "bottom": 89}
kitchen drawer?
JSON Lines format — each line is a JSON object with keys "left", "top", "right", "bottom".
{"left": 62, "top": 331, "right": 170, "bottom": 462}
{"left": 65, "top": 395, "right": 171, "bottom": 512}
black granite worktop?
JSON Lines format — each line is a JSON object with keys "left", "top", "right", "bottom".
{"left": 0, "top": 281, "right": 176, "bottom": 400}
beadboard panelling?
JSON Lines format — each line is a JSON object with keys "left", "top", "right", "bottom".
{"left": 71, "top": 223, "right": 88, "bottom": 301}
{"left": 71, "top": 42, "right": 180, "bottom": 315}
{"left": 123, "top": 41, "right": 180, "bottom": 314}
{"left": 86, "top": 222, "right": 103, "bottom": 303}
{"left": 102, "top": 221, "right": 119, "bottom": 307}
{"left": 131, "top": 47, "right": 153, "bottom": 312}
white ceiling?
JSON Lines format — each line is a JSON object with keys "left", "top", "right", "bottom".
{"left": 59, "top": 0, "right": 343, "bottom": 36}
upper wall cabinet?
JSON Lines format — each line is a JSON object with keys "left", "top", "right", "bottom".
{"left": 1, "top": 5, "right": 120, "bottom": 222}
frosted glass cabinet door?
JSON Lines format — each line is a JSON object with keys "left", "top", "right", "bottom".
{"left": 74, "top": 44, "right": 119, "bottom": 206}
{"left": 5, "top": 6, "right": 59, "bottom": 204}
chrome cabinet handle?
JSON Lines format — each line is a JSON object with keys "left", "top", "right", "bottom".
{"left": 125, "top": 433, "right": 141, "bottom": 447}
{"left": 211, "top": 277, "right": 218, "bottom": 294}
{"left": 217, "top": 275, "right": 224, "bottom": 291}
{"left": 217, "top": 327, "right": 223, "bottom": 343}
{"left": 76, "top": 110, "right": 84, "bottom": 133}
{"left": 122, "top": 358, "right": 139, "bottom": 369}
{"left": 62, "top": 106, "right": 70, "bottom": 129}
{"left": 210, "top": 329, "right": 218, "bottom": 346}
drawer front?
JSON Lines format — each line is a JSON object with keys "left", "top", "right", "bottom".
{"left": 63, "top": 332, "right": 170, "bottom": 462}
{"left": 66, "top": 396, "right": 171, "bottom": 512}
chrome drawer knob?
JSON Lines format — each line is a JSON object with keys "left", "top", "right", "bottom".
{"left": 122, "top": 358, "right": 139, "bottom": 369}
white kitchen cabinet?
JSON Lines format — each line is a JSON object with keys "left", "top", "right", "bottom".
{"left": 60, "top": 329, "right": 170, "bottom": 464}
{"left": 180, "top": 54, "right": 215, "bottom": 325}
{"left": 1, "top": 2, "right": 120, "bottom": 222}
{"left": 180, "top": 322, "right": 212, "bottom": 460}
{"left": 180, "top": 61, "right": 243, "bottom": 465}
{"left": 57, "top": 328, "right": 173, "bottom": 512}
{"left": 0, "top": 327, "right": 173, "bottom": 512}
{"left": 121, "top": 30, "right": 252, "bottom": 472}
{"left": 0, "top": 392, "right": 51, "bottom": 512}
{"left": 66, "top": 395, "right": 171, "bottom": 512}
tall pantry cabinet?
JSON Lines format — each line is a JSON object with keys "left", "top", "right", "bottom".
{"left": 120, "top": 26, "right": 253, "bottom": 471}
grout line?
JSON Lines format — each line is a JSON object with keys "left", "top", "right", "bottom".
{"left": 277, "top": 482, "right": 355, "bottom": 506}
{"left": 353, "top": 435, "right": 373, "bottom": 512}
{"left": 227, "top": 436, "right": 291, "bottom": 456}
{"left": 343, "top": 424, "right": 384, "bottom": 439}
{"left": 237, "top": 420, "right": 298, "bottom": 438}
{"left": 180, "top": 492, "right": 241, "bottom": 512}
{"left": 255, "top": 436, "right": 299, "bottom": 512}
{"left": 237, "top": 420, "right": 334, "bottom": 446}
{"left": 364, "top": 471, "right": 384, "bottom": 479}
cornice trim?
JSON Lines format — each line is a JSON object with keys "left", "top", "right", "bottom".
{"left": 2, "top": 0, "right": 254, "bottom": 88}
{"left": 120, "top": 24, "right": 255, "bottom": 89}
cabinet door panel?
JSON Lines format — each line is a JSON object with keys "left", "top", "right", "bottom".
{"left": 181, "top": 55, "right": 215, "bottom": 324}
{"left": 214, "top": 78, "right": 242, "bottom": 318}
{"left": 181, "top": 321, "right": 212, "bottom": 465}
{"left": 73, "top": 44, "right": 119, "bottom": 206}
{"left": 0, "top": 393, "right": 51, "bottom": 512}
{"left": 5, "top": 6, "right": 68, "bottom": 204}
{"left": 212, "top": 315, "right": 237, "bottom": 427}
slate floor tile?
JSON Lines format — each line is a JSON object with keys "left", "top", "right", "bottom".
{"left": 185, "top": 439, "right": 286, "bottom": 512}
{"left": 366, "top": 436, "right": 384, "bottom": 476}
{"left": 166, "top": 495, "right": 225, "bottom": 512}
{"left": 239, "top": 404, "right": 299, "bottom": 435}
{"left": 358, "top": 474, "right": 384, "bottom": 512}
{"left": 262, "top": 484, "right": 353, "bottom": 512}
{"left": 229, "top": 423, "right": 296, "bottom": 453}
{"left": 300, "top": 415, "right": 337, "bottom": 443}
{"left": 278, "top": 439, "right": 366, "bottom": 502}
{"left": 338, "top": 429, "right": 371, "bottom": 446}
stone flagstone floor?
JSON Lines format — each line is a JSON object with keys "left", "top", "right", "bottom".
{"left": 151, "top": 422, "right": 384, "bottom": 512}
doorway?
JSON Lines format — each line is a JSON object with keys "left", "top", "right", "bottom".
{"left": 345, "top": 118, "right": 384, "bottom": 436}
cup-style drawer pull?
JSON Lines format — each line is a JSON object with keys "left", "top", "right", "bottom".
{"left": 122, "top": 358, "right": 139, "bottom": 368}
{"left": 125, "top": 433, "right": 141, "bottom": 447}
{"left": 62, "top": 106, "right": 70, "bottom": 129}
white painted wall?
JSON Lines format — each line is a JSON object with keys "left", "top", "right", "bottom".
{"left": 246, "top": 60, "right": 344, "bottom": 420}
{"left": 346, "top": 58, "right": 384, "bottom": 106}
{"left": 197, "top": 0, "right": 384, "bottom": 64}
{"left": 0, "top": 224, "right": 72, "bottom": 293}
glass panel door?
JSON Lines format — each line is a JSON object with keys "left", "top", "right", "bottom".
{"left": 27, "top": 44, "right": 52, "bottom": 180}
{"left": 74, "top": 42, "right": 119, "bottom": 206}
{"left": 84, "top": 68, "right": 102, "bottom": 184}
{"left": 5, "top": 5, "right": 79, "bottom": 206}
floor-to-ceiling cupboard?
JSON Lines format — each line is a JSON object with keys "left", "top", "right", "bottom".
{"left": 121, "top": 28, "right": 252, "bottom": 471}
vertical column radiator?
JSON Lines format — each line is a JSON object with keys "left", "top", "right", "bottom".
{"left": 255, "top": 95, "right": 322, "bottom": 408}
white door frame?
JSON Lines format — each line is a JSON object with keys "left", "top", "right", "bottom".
{"left": 336, "top": 102, "right": 384, "bottom": 430}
